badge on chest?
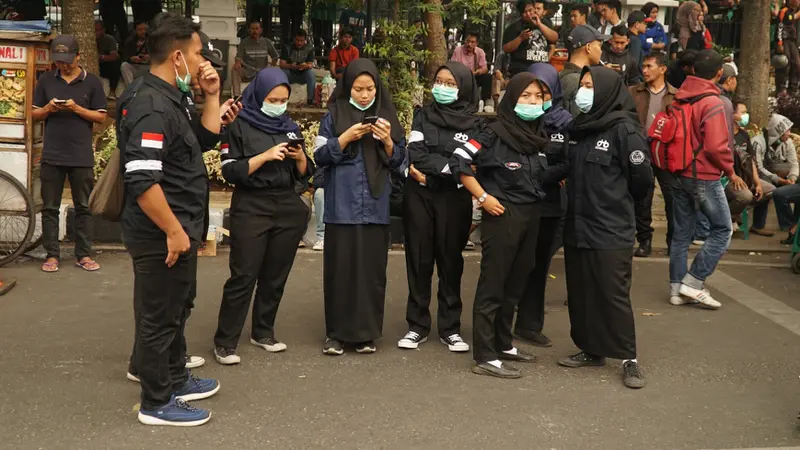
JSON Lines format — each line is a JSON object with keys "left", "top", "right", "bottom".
{"left": 595, "top": 139, "right": 610, "bottom": 151}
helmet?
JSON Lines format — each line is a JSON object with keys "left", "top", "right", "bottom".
{"left": 773, "top": 54, "right": 789, "bottom": 69}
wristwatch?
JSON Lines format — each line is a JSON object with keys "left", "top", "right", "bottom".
{"left": 478, "top": 192, "right": 488, "bottom": 204}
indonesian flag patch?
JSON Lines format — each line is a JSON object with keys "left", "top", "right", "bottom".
{"left": 464, "top": 139, "right": 481, "bottom": 155}
{"left": 220, "top": 143, "right": 229, "bottom": 155}
{"left": 141, "top": 132, "right": 164, "bottom": 149}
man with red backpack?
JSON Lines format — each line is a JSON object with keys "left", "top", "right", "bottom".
{"left": 650, "top": 50, "right": 745, "bottom": 309}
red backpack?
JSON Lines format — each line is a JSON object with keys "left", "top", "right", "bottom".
{"left": 647, "top": 93, "right": 716, "bottom": 173}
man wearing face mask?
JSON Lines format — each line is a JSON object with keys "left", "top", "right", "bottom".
{"left": 119, "top": 12, "right": 224, "bottom": 426}
{"left": 728, "top": 100, "right": 774, "bottom": 228}
{"left": 561, "top": 25, "right": 610, "bottom": 116}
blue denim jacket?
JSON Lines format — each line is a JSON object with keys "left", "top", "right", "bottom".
{"left": 313, "top": 112, "right": 407, "bottom": 225}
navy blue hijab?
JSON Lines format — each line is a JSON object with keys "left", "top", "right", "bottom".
{"left": 237, "top": 68, "right": 300, "bottom": 135}
{"left": 527, "top": 63, "right": 573, "bottom": 133}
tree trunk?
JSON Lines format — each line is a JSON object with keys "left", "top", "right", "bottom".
{"left": 424, "top": 0, "right": 447, "bottom": 80}
{"left": 64, "top": 0, "right": 100, "bottom": 76}
{"left": 737, "top": 0, "right": 771, "bottom": 127}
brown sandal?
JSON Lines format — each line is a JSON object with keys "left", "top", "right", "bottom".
{"left": 750, "top": 228, "right": 775, "bottom": 237}
{"left": 41, "top": 258, "right": 59, "bottom": 273}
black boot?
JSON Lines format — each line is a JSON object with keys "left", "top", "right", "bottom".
{"left": 634, "top": 240, "right": 652, "bottom": 258}
{"left": 781, "top": 232, "right": 796, "bottom": 246}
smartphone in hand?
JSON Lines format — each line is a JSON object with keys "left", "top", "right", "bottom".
{"left": 288, "top": 138, "right": 305, "bottom": 148}
{"left": 362, "top": 116, "right": 379, "bottom": 125}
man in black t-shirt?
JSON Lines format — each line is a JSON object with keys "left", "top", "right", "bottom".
{"left": 32, "top": 35, "right": 108, "bottom": 273}
{"left": 502, "top": 0, "right": 558, "bottom": 76}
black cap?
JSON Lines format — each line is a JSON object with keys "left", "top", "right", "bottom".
{"left": 199, "top": 31, "right": 225, "bottom": 68}
{"left": 627, "top": 11, "right": 647, "bottom": 27}
{"left": 51, "top": 35, "right": 79, "bottom": 63}
{"left": 568, "top": 25, "right": 611, "bottom": 49}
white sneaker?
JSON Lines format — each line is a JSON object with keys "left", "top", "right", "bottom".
{"left": 398, "top": 331, "right": 427, "bottom": 349}
{"left": 313, "top": 240, "right": 324, "bottom": 251}
{"left": 440, "top": 334, "right": 470, "bottom": 352}
{"left": 669, "top": 295, "right": 698, "bottom": 306}
{"left": 678, "top": 284, "right": 721, "bottom": 309}
{"left": 214, "top": 347, "right": 241, "bottom": 365}
{"left": 692, "top": 239, "right": 706, "bottom": 246}
{"left": 126, "top": 372, "right": 140, "bottom": 383}
{"left": 185, "top": 355, "right": 205, "bottom": 369}
{"left": 483, "top": 105, "right": 495, "bottom": 113}
{"left": 478, "top": 100, "right": 485, "bottom": 112}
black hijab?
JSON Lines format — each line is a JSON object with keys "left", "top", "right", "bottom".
{"left": 422, "top": 62, "right": 480, "bottom": 131}
{"left": 328, "top": 59, "right": 405, "bottom": 198}
{"left": 488, "top": 72, "right": 549, "bottom": 154}
{"left": 569, "top": 66, "right": 640, "bottom": 135}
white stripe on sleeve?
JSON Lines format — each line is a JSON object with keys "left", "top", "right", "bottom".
{"left": 125, "top": 160, "right": 163, "bottom": 173}
{"left": 453, "top": 147, "right": 472, "bottom": 162}
{"left": 441, "top": 165, "right": 452, "bottom": 175}
{"left": 221, "top": 159, "right": 236, "bottom": 167}
{"left": 314, "top": 135, "right": 328, "bottom": 151}
{"left": 408, "top": 130, "right": 424, "bottom": 144}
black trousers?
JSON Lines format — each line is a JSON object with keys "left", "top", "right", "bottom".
{"left": 131, "top": 0, "right": 163, "bottom": 25}
{"left": 403, "top": 181, "right": 472, "bottom": 338}
{"left": 776, "top": 40, "right": 800, "bottom": 92}
{"left": 514, "top": 215, "right": 564, "bottom": 335}
{"left": 99, "top": 60, "right": 122, "bottom": 91}
{"left": 473, "top": 202, "right": 541, "bottom": 364}
{"left": 214, "top": 191, "right": 308, "bottom": 349}
{"left": 40, "top": 163, "right": 93, "bottom": 261}
{"left": 127, "top": 239, "right": 196, "bottom": 410}
{"left": 475, "top": 73, "right": 492, "bottom": 101}
{"left": 634, "top": 166, "right": 677, "bottom": 246}
{"left": 99, "top": 0, "right": 129, "bottom": 45}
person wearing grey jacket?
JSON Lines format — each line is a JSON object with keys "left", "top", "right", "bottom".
{"left": 752, "top": 113, "right": 800, "bottom": 241}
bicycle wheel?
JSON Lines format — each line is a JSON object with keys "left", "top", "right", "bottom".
{"left": 24, "top": 212, "right": 42, "bottom": 252}
{"left": 0, "top": 169, "right": 35, "bottom": 267}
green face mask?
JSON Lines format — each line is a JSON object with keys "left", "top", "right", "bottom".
{"left": 261, "top": 101, "right": 288, "bottom": 117}
{"left": 514, "top": 103, "right": 545, "bottom": 121}
{"left": 543, "top": 100, "right": 553, "bottom": 111}
{"left": 175, "top": 53, "right": 192, "bottom": 93}
{"left": 737, "top": 113, "right": 750, "bottom": 127}
{"left": 431, "top": 85, "right": 459, "bottom": 105}
{"left": 350, "top": 97, "right": 375, "bottom": 111}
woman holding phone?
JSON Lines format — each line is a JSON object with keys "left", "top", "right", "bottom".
{"left": 213, "top": 68, "right": 313, "bottom": 365}
{"left": 314, "top": 59, "right": 406, "bottom": 356}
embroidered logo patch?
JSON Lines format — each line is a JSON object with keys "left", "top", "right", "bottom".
{"left": 220, "top": 143, "right": 229, "bottom": 155}
{"left": 595, "top": 139, "right": 610, "bottom": 151}
{"left": 630, "top": 150, "right": 646, "bottom": 165}
{"left": 504, "top": 162, "right": 522, "bottom": 170}
{"left": 287, "top": 132, "right": 299, "bottom": 140}
{"left": 550, "top": 133, "right": 564, "bottom": 143}
{"left": 453, "top": 133, "right": 469, "bottom": 144}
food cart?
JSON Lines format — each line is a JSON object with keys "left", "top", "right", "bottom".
{"left": 0, "top": 21, "right": 53, "bottom": 267}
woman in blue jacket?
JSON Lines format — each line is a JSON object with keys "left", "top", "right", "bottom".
{"left": 314, "top": 59, "right": 407, "bottom": 356}
{"left": 641, "top": 2, "right": 668, "bottom": 55}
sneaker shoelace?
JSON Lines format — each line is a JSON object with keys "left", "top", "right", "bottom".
{"left": 447, "top": 334, "right": 464, "bottom": 343}
{"left": 404, "top": 331, "right": 421, "bottom": 341}
{"left": 624, "top": 362, "right": 641, "bottom": 378}
{"left": 218, "top": 347, "right": 235, "bottom": 357}
{"left": 174, "top": 398, "right": 201, "bottom": 412}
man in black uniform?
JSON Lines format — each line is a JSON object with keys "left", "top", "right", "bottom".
{"left": 119, "top": 12, "right": 223, "bottom": 427}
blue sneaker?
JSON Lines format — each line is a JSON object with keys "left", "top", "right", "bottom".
{"left": 138, "top": 396, "right": 211, "bottom": 427}
{"left": 174, "top": 373, "right": 220, "bottom": 402}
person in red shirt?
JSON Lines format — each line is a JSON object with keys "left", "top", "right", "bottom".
{"left": 329, "top": 27, "right": 360, "bottom": 80}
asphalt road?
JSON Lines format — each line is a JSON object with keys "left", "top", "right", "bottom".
{"left": 1, "top": 250, "right": 800, "bottom": 450}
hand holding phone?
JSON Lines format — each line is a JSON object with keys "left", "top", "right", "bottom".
{"left": 287, "top": 137, "right": 305, "bottom": 148}
{"left": 362, "top": 116, "right": 379, "bottom": 125}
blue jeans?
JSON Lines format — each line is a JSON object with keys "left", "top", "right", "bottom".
{"left": 313, "top": 188, "right": 325, "bottom": 242}
{"left": 669, "top": 178, "right": 732, "bottom": 290}
{"left": 282, "top": 69, "right": 316, "bottom": 102}
{"left": 694, "top": 211, "right": 710, "bottom": 240}
{"left": 772, "top": 183, "right": 800, "bottom": 230}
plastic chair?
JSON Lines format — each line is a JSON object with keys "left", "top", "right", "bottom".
{"left": 741, "top": 208, "right": 749, "bottom": 240}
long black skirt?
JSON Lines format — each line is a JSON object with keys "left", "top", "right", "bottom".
{"left": 324, "top": 223, "right": 390, "bottom": 343}
{"left": 564, "top": 246, "right": 637, "bottom": 360}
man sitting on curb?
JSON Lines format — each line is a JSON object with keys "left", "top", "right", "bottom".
{"left": 279, "top": 29, "right": 316, "bottom": 106}
{"left": 232, "top": 20, "right": 279, "bottom": 97}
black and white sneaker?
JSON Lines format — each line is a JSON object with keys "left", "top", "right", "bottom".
{"left": 214, "top": 347, "right": 241, "bottom": 365}
{"left": 440, "top": 334, "right": 469, "bottom": 352}
{"left": 185, "top": 354, "right": 205, "bottom": 369}
{"left": 398, "top": 331, "right": 427, "bottom": 349}
{"left": 323, "top": 338, "right": 344, "bottom": 356}
{"left": 622, "top": 360, "right": 646, "bottom": 389}
{"left": 356, "top": 341, "right": 376, "bottom": 353}
{"left": 250, "top": 337, "right": 287, "bottom": 353}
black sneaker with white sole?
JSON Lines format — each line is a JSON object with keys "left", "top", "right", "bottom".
{"left": 323, "top": 338, "right": 344, "bottom": 355}
{"left": 356, "top": 341, "right": 377, "bottom": 353}
{"left": 440, "top": 334, "right": 469, "bottom": 352}
{"left": 622, "top": 360, "right": 646, "bottom": 389}
{"left": 398, "top": 331, "right": 427, "bottom": 349}
{"left": 185, "top": 354, "right": 205, "bottom": 369}
{"left": 250, "top": 337, "right": 287, "bottom": 353}
{"left": 214, "top": 347, "right": 241, "bottom": 365}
